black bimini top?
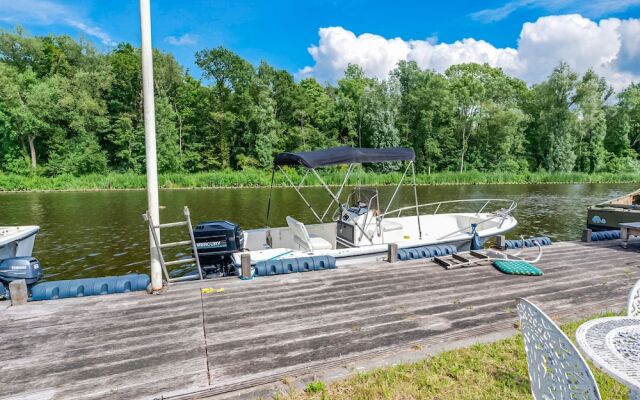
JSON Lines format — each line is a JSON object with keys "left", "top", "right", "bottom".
{"left": 273, "top": 147, "right": 415, "bottom": 169}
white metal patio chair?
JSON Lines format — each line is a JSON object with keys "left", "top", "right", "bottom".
{"left": 628, "top": 279, "right": 640, "bottom": 317}
{"left": 516, "top": 298, "right": 602, "bottom": 400}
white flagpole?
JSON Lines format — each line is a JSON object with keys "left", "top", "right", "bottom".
{"left": 139, "top": 0, "right": 162, "bottom": 290}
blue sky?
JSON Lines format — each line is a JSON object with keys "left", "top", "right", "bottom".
{"left": 1, "top": 1, "right": 640, "bottom": 88}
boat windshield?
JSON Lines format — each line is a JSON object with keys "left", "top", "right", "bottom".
{"left": 349, "top": 188, "right": 379, "bottom": 210}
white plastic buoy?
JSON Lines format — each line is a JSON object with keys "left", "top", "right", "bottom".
{"left": 139, "top": 0, "right": 162, "bottom": 291}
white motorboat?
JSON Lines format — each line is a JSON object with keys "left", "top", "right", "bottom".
{"left": 0, "top": 226, "right": 39, "bottom": 260}
{"left": 0, "top": 226, "right": 42, "bottom": 296}
{"left": 194, "top": 147, "right": 517, "bottom": 273}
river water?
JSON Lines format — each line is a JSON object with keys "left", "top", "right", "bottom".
{"left": 0, "top": 183, "right": 636, "bottom": 281}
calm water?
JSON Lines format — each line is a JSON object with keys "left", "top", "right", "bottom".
{"left": 0, "top": 183, "right": 636, "bottom": 281}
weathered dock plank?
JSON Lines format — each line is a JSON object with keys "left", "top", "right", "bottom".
{"left": 0, "top": 240, "right": 639, "bottom": 400}
{"left": 0, "top": 289, "right": 210, "bottom": 399}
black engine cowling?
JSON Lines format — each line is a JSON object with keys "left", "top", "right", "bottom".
{"left": 193, "top": 221, "right": 243, "bottom": 276}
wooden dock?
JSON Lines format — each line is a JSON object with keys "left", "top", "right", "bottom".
{"left": 1, "top": 240, "right": 640, "bottom": 400}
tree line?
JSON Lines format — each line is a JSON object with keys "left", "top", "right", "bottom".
{"left": 0, "top": 28, "right": 639, "bottom": 177}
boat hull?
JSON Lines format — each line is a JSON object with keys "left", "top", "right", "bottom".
{"left": 587, "top": 207, "right": 640, "bottom": 231}
{"left": 0, "top": 226, "right": 40, "bottom": 260}
{"left": 232, "top": 212, "right": 517, "bottom": 267}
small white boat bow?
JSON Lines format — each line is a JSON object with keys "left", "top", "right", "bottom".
{"left": 0, "top": 226, "right": 40, "bottom": 260}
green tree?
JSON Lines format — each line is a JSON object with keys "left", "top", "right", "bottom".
{"left": 173, "top": 75, "right": 216, "bottom": 171}
{"left": 0, "top": 27, "right": 43, "bottom": 74}
{"left": 472, "top": 104, "right": 528, "bottom": 171}
{"left": 526, "top": 63, "right": 578, "bottom": 172}
{"left": 360, "top": 79, "right": 401, "bottom": 172}
{"left": 336, "top": 64, "right": 371, "bottom": 146}
{"left": 574, "top": 70, "right": 611, "bottom": 172}
{"left": 46, "top": 66, "right": 111, "bottom": 175}
{"left": 0, "top": 65, "right": 56, "bottom": 169}
{"left": 290, "top": 78, "right": 338, "bottom": 151}
{"left": 251, "top": 63, "right": 282, "bottom": 168}
{"left": 0, "top": 28, "right": 638, "bottom": 179}
{"left": 196, "top": 46, "right": 257, "bottom": 168}
{"left": 445, "top": 63, "right": 529, "bottom": 172}
{"left": 607, "top": 83, "right": 640, "bottom": 156}
{"left": 446, "top": 64, "right": 485, "bottom": 172}
{"left": 392, "top": 61, "right": 456, "bottom": 173}
{"left": 154, "top": 95, "right": 182, "bottom": 172}
{"left": 104, "top": 43, "right": 143, "bottom": 171}
{"left": 461, "top": 65, "right": 529, "bottom": 172}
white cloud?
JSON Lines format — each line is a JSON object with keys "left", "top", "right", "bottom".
{"left": 472, "top": 0, "right": 537, "bottom": 23}
{"left": 0, "top": 0, "right": 115, "bottom": 46}
{"left": 299, "top": 15, "right": 640, "bottom": 91}
{"left": 408, "top": 38, "right": 520, "bottom": 76}
{"left": 581, "top": 0, "right": 640, "bottom": 16}
{"left": 165, "top": 34, "right": 198, "bottom": 46}
{"left": 302, "top": 28, "right": 410, "bottom": 83}
{"left": 0, "top": 0, "right": 69, "bottom": 24}
{"left": 66, "top": 19, "right": 115, "bottom": 47}
{"left": 472, "top": 0, "right": 640, "bottom": 23}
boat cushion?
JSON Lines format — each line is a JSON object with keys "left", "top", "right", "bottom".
{"left": 309, "top": 234, "right": 333, "bottom": 250}
{"left": 287, "top": 216, "right": 313, "bottom": 251}
{"left": 381, "top": 220, "right": 403, "bottom": 232}
{"left": 492, "top": 260, "right": 543, "bottom": 276}
{"left": 286, "top": 216, "right": 333, "bottom": 251}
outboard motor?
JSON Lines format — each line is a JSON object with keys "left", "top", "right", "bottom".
{"left": 193, "top": 221, "right": 244, "bottom": 276}
{"left": 0, "top": 257, "right": 43, "bottom": 299}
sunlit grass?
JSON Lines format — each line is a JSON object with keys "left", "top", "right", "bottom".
{"left": 274, "top": 314, "right": 628, "bottom": 400}
{"left": 1, "top": 169, "right": 639, "bottom": 191}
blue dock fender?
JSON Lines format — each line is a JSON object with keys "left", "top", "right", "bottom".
{"left": 30, "top": 273, "right": 150, "bottom": 301}
{"left": 297, "top": 257, "right": 315, "bottom": 273}
{"left": 281, "top": 258, "right": 299, "bottom": 274}
{"left": 394, "top": 244, "right": 459, "bottom": 262}
{"left": 591, "top": 230, "right": 620, "bottom": 241}
{"left": 252, "top": 256, "right": 336, "bottom": 277}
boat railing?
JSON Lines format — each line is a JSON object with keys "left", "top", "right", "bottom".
{"left": 592, "top": 203, "right": 640, "bottom": 210}
{"left": 379, "top": 198, "right": 517, "bottom": 240}
{"left": 381, "top": 198, "right": 517, "bottom": 219}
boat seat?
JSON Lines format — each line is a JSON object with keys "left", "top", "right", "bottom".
{"left": 309, "top": 235, "right": 333, "bottom": 251}
{"left": 286, "top": 216, "right": 332, "bottom": 252}
{"left": 365, "top": 219, "right": 404, "bottom": 239}
{"left": 381, "top": 219, "right": 403, "bottom": 232}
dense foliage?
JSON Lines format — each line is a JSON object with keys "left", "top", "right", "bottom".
{"left": 1, "top": 29, "right": 639, "bottom": 177}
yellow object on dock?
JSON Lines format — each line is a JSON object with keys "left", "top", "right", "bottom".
{"left": 201, "top": 287, "right": 224, "bottom": 294}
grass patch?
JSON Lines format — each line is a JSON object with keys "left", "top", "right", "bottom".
{"left": 276, "top": 314, "right": 628, "bottom": 400}
{"left": 304, "top": 381, "right": 327, "bottom": 394}
{"left": 1, "top": 170, "right": 639, "bottom": 191}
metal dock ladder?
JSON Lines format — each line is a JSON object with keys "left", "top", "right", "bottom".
{"left": 143, "top": 206, "right": 203, "bottom": 284}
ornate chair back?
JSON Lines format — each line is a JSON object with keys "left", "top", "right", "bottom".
{"left": 516, "top": 298, "right": 602, "bottom": 400}
{"left": 628, "top": 279, "right": 640, "bottom": 317}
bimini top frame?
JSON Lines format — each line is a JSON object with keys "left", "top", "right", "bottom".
{"left": 266, "top": 146, "right": 423, "bottom": 241}
{"left": 274, "top": 146, "right": 415, "bottom": 169}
